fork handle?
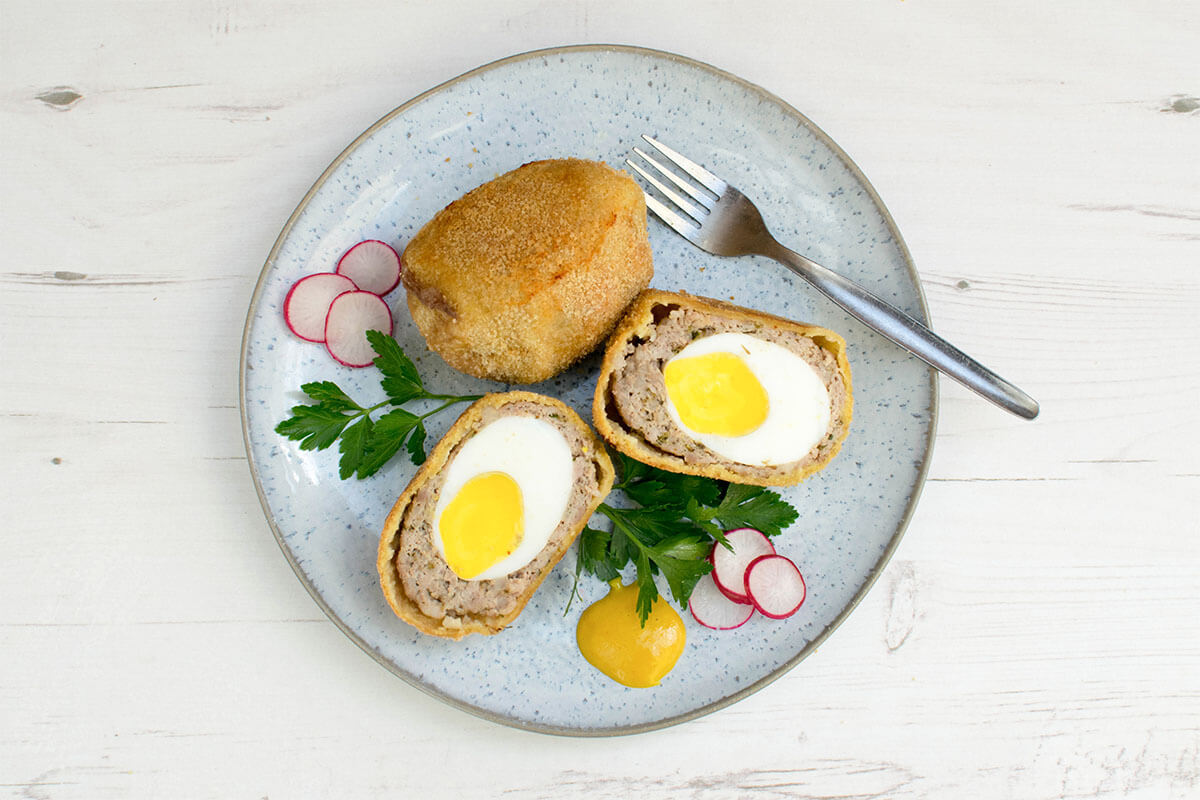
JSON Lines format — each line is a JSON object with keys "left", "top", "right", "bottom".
{"left": 768, "top": 244, "right": 1039, "bottom": 420}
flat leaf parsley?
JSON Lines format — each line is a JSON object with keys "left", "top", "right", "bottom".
{"left": 574, "top": 453, "right": 799, "bottom": 624}
{"left": 275, "top": 330, "right": 481, "bottom": 479}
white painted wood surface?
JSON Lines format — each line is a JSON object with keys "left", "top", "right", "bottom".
{"left": 3, "top": 1, "right": 1197, "bottom": 797}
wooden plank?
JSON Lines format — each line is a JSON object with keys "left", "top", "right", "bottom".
{"left": 1, "top": 0, "right": 1197, "bottom": 797}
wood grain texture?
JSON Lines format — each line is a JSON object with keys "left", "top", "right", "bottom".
{"left": 2, "top": 1, "right": 1197, "bottom": 798}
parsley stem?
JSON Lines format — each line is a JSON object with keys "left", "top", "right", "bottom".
{"left": 416, "top": 396, "right": 480, "bottom": 421}
{"left": 596, "top": 504, "right": 649, "bottom": 553}
{"left": 355, "top": 394, "right": 479, "bottom": 423}
{"left": 422, "top": 393, "right": 484, "bottom": 403}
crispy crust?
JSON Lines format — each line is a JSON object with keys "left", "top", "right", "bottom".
{"left": 402, "top": 158, "right": 653, "bottom": 384}
{"left": 592, "top": 289, "right": 853, "bottom": 486}
{"left": 377, "top": 391, "right": 615, "bottom": 639}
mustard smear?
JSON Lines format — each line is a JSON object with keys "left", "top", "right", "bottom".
{"left": 576, "top": 580, "right": 686, "bottom": 688}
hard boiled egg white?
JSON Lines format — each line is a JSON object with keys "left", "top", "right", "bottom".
{"left": 662, "top": 332, "right": 831, "bottom": 466}
{"left": 432, "top": 415, "right": 573, "bottom": 581}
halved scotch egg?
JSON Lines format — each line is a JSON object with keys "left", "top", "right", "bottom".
{"left": 593, "top": 290, "right": 853, "bottom": 486}
{"left": 377, "top": 392, "right": 614, "bottom": 639}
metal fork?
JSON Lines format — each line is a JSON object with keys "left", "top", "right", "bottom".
{"left": 627, "top": 135, "right": 1040, "bottom": 420}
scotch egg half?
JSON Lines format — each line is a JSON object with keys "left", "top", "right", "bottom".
{"left": 378, "top": 391, "right": 616, "bottom": 639}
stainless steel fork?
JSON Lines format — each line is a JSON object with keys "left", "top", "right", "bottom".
{"left": 628, "top": 135, "right": 1040, "bottom": 420}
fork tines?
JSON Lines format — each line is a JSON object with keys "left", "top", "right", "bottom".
{"left": 637, "top": 135, "right": 727, "bottom": 195}
{"left": 626, "top": 135, "right": 728, "bottom": 233}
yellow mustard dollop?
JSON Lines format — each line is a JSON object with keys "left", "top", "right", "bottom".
{"left": 663, "top": 351, "right": 769, "bottom": 437}
{"left": 438, "top": 471, "right": 523, "bottom": 579}
{"left": 576, "top": 580, "right": 686, "bottom": 688}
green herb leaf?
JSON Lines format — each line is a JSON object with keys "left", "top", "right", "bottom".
{"left": 578, "top": 527, "right": 621, "bottom": 582}
{"left": 275, "top": 404, "right": 353, "bottom": 451}
{"left": 606, "top": 505, "right": 681, "bottom": 542}
{"left": 705, "top": 483, "right": 799, "bottom": 538}
{"left": 567, "top": 526, "right": 621, "bottom": 616}
{"left": 653, "top": 533, "right": 714, "bottom": 562}
{"left": 633, "top": 550, "right": 658, "bottom": 624}
{"left": 300, "top": 381, "right": 361, "bottom": 412}
{"left": 604, "top": 521, "right": 632, "bottom": 570}
{"left": 620, "top": 475, "right": 718, "bottom": 510}
{"left": 405, "top": 420, "right": 427, "bottom": 466}
{"left": 612, "top": 451, "right": 652, "bottom": 488}
{"left": 652, "top": 550, "right": 712, "bottom": 610}
{"left": 337, "top": 416, "right": 373, "bottom": 480}
{"left": 612, "top": 451, "right": 722, "bottom": 508}
{"left": 355, "top": 408, "right": 419, "bottom": 478}
{"left": 366, "top": 329, "right": 426, "bottom": 405}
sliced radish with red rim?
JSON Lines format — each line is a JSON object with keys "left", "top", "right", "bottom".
{"left": 283, "top": 273, "right": 358, "bottom": 342}
{"left": 714, "top": 572, "right": 751, "bottom": 606}
{"left": 324, "top": 291, "right": 393, "bottom": 367}
{"left": 689, "top": 572, "right": 755, "bottom": 630}
{"left": 336, "top": 240, "right": 401, "bottom": 296}
{"left": 710, "top": 527, "right": 775, "bottom": 605}
{"left": 745, "top": 554, "right": 806, "bottom": 619}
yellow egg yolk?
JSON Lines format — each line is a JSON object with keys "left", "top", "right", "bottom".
{"left": 663, "top": 351, "right": 769, "bottom": 437}
{"left": 576, "top": 581, "right": 686, "bottom": 688}
{"left": 438, "top": 471, "right": 523, "bottom": 580}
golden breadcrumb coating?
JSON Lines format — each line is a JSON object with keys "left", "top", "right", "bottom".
{"left": 402, "top": 159, "right": 653, "bottom": 384}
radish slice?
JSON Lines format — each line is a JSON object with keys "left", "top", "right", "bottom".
{"left": 335, "top": 240, "right": 401, "bottom": 296}
{"left": 745, "top": 555, "right": 806, "bottom": 619}
{"left": 283, "top": 273, "right": 357, "bottom": 342}
{"left": 710, "top": 528, "right": 775, "bottom": 605}
{"left": 689, "top": 573, "right": 755, "bottom": 630}
{"left": 324, "top": 291, "right": 393, "bottom": 367}
{"left": 714, "top": 570, "right": 752, "bottom": 606}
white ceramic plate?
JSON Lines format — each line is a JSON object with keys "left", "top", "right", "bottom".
{"left": 240, "top": 45, "right": 937, "bottom": 735}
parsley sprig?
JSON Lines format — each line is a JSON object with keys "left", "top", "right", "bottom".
{"left": 574, "top": 453, "right": 799, "bottom": 625}
{"left": 275, "top": 330, "right": 481, "bottom": 479}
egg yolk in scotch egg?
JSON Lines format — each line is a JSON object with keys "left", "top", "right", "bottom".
{"left": 576, "top": 581, "right": 686, "bottom": 688}
{"left": 438, "top": 471, "right": 524, "bottom": 580}
{"left": 663, "top": 350, "right": 770, "bottom": 436}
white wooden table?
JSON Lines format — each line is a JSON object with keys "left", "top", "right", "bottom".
{"left": 3, "top": 2, "right": 1197, "bottom": 797}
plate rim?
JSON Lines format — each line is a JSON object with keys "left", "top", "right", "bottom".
{"left": 238, "top": 43, "right": 939, "bottom": 737}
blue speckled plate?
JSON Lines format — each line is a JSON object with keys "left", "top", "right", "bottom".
{"left": 240, "top": 45, "right": 936, "bottom": 736}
